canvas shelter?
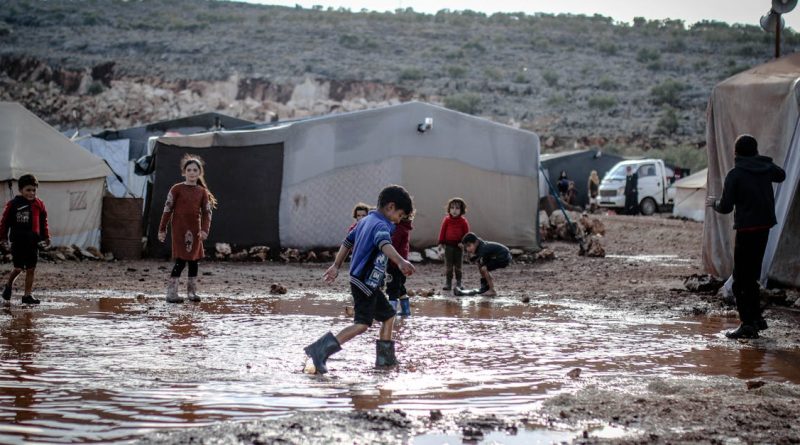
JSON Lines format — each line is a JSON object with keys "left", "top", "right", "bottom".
{"left": 672, "top": 168, "right": 707, "bottom": 222}
{"left": 0, "top": 102, "right": 111, "bottom": 248}
{"left": 704, "top": 54, "right": 800, "bottom": 287}
{"left": 147, "top": 102, "right": 540, "bottom": 257}
{"left": 539, "top": 149, "right": 627, "bottom": 206}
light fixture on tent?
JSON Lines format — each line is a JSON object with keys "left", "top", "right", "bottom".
{"left": 772, "top": 0, "right": 797, "bottom": 14}
{"left": 761, "top": 10, "right": 785, "bottom": 33}
{"left": 417, "top": 117, "right": 433, "bottom": 133}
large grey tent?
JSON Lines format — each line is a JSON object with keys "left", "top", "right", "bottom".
{"left": 0, "top": 102, "right": 111, "bottom": 248}
{"left": 539, "top": 149, "right": 627, "bottom": 206}
{"left": 704, "top": 54, "right": 800, "bottom": 287}
{"left": 147, "top": 102, "right": 540, "bottom": 256}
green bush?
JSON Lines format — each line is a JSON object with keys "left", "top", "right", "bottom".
{"left": 547, "top": 94, "right": 567, "bottom": 107}
{"left": 636, "top": 48, "right": 661, "bottom": 63}
{"left": 542, "top": 69, "right": 559, "bottom": 87}
{"left": 446, "top": 65, "right": 467, "bottom": 78}
{"left": 598, "top": 76, "right": 619, "bottom": 90}
{"left": 588, "top": 95, "right": 616, "bottom": 110}
{"left": 513, "top": 72, "right": 529, "bottom": 83}
{"left": 444, "top": 93, "right": 481, "bottom": 114}
{"left": 650, "top": 79, "right": 687, "bottom": 107}
{"left": 656, "top": 106, "right": 679, "bottom": 135}
{"left": 596, "top": 41, "right": 618, "bottom": 55}
{"left": 398, "top": 68, "right": 425, "bottom": 81}
{"left": 87, "top": 81, "right": 105, "bottom": 96}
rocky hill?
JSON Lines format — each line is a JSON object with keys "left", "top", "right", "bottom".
{"left": 1, "top": 0, "right": 797, "bottom": 168}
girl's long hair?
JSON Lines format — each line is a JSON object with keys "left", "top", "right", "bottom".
{"left": 181, "top": 154, "right": 218, "bottom": 208}
{"left": 589, "top": 170, "right": 600, "bottom": 185}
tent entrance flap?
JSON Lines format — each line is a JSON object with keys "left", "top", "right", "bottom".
{"left": 147, "top": 142, "right": 284, "bottom": 258}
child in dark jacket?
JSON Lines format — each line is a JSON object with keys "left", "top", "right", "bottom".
{"left": 461, "top": 232, "right": 511, "bottom": 297}
{"left": 438, "top": 197, "right": 470, "bottom": 291}
{"left": 707, "top": 134, "right": 786, "bottom": 339}
{"left": 1, "top": 174, "right": 50, "bottom": 305}
{"left": 387, "top": 215, "right": 413, "bottom": 316}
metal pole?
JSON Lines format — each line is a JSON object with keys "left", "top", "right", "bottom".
{"left": 776, "top": 13, "right": 782, "bottom": 58}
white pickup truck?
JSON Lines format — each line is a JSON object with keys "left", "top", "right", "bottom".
{"left": 597, "top": 159, "right": 675, "bottom": 215}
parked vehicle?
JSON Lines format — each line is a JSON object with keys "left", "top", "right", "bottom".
{"left": 597, "top": 159, "right": 675, "bottom": 215}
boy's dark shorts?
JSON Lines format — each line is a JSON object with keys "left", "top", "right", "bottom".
{"left": 351, "top": 282, "right": 396, "bottom": 327}
{"left": 480, "top": 254, "right": 511, "bottom": 272}
{"left": 385, "top": 266, "right": 407, "bottom": 301}
{"left": 11, "top": 242, "right": 38, "bottom": 269}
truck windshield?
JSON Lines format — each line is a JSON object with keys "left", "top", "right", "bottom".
{"left": 604, "top": 165, "right": 633, "bottom": 181}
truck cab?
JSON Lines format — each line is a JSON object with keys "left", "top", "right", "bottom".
{"left": 597, "top": 159, "right": 674, "bottom": 215}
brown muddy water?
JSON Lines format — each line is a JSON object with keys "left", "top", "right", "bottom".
{"left": 2, "top": 291, "right": 800, "bottom": 444}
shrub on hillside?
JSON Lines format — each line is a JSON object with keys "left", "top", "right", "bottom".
{"left": 656, "top": 106, "right": 679, "bottom": 135}
{"left": 650, "top": 79, "right": 687, "bottom": 107}
{"left": 588, "top": 95, "right": 616, "bottom": 111}
{"left": 542, "top": 70, "right": 559, "bottom": 87}
{"left": 444, "top": 93, "right": 481, "bottom": 115}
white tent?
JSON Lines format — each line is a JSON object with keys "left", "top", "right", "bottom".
{"left": 0, "top": 102, "right": 111, "bottom": 248}
{"left": 672, "top": 168, "right": 707, "bottom": 222}
{"left": 149, "top": 102, "right": 540, "bottom": 253}
{"left": 703, "top": 55, "right": 800, "bottom": 287}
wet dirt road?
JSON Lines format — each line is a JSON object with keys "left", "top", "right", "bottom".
{"left": 2, "top": 290, "right": 800, "bottom": 443}
{"left": 1, "top": 215, "right": 799, "bottom": 444}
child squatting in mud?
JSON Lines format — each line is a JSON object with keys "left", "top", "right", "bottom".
{"left": 304, "top": 185, "right": 415, "bottom": 374}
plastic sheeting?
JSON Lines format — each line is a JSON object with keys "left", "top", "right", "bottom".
{"left": 74, "top": 137, "right": 131, "bottom": 198}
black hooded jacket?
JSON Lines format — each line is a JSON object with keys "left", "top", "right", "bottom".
{"left": 714, "top": 155, "right": 786, "bottom": 230}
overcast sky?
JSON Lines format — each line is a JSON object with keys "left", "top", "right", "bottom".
{"left": 244, "top": 0, "right": 800, "bottom": 30}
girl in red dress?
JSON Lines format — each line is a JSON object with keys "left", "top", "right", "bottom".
{"left": 158, "top": 155, "right": 217, "bottom": 303}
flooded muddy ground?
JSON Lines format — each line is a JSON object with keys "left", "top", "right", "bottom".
{"left": 1, "top": 215, "right": 799, "bottom": 444}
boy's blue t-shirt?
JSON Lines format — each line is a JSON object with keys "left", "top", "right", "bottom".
{"left": 343, "top": 210, "right": 394, "bottom": 290}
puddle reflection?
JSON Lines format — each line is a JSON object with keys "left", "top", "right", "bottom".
{"left": 1, "top": 292, "right": 799, "bottom": 443}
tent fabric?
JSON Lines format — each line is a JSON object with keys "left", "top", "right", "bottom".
{"left": 0, "top": 102, "right": 110, "bottom": 249}
{"left": 539, "top": 149, "right": 627, "bottom": 206}
{"left": 93, "top": 112, "right": 254, "bottom": 160}
{"left": 74, "top": 137, "right": 131, "bottom": 197}
{"left": 672, "top": 168, "right": 707, "bottom": 222}
{"left": 0, "top": 102, "right": 111, "bottom": 182}
{"left": 153, "top": 102, "right": 540, "bottom": 251}
{"left": 703, "top": 54, "right": 800, "bottom": 287}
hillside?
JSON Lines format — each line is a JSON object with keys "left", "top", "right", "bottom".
{"left": 1, "top": 0, "right": 797, "bottom": 168}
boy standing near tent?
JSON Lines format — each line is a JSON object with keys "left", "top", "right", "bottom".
{"left": 707, "top": 134, "right": 786, "bottom": 339}
{"left": 438, "top": 197, "right": 470, "bottom": 291}
{"left": 1, "top": 174, "right": 50, "bottom": 305}
{"left": 304, "top": 185, "right": 415, "bottom": 374}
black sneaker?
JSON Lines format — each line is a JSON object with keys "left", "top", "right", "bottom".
{"left": 725, "top": 323, "right": 758, "bottom": 339}
{"left": 2, "top": 285, "right": 10, "bottom": 301}
{"left": 21, "top": 295, "right": 40, "bottom": 305}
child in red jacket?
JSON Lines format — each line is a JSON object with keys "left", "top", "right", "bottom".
{"left": 437, "top": 197, "right": 470, "bottom": 291}
{"left": 387, "top": 215, "right": 413, "bottom": 316}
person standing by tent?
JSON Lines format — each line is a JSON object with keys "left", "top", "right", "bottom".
{"left": 557, "top": 170, "right": 570, "bottom": 202}
{"left": 624, "top": 165, "right": 639, "bottom": 215}
{"left": 387, "top": 214, "right": 413, "bottom": 316}
{"left": 438, "top": 197, "right": 470, "bottom": 291}
{"left": 304, "top": 185, "right": 415, "bottom": 374}
{"left": 587, "top": 170, "right": 600, "bottom": 212}
{"left": 158, "top": 155, "right": 216, "bottom": 304}
{"left": 707, "top": 134, "right": 786, "bottom": 339}
{"left": 0, "top": 174, "right": 50, "bottom": 305}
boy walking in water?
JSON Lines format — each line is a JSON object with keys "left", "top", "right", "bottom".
{"left": 305, "top": 185, "right": 415, "bottom": 374}
{"left": 1, "top": 174, "right": 50, "bottom": 305}
{"left": 707, "top": 134, "right": 785, "bottom": 339}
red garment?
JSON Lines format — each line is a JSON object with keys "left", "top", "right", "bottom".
{"left": 438, "top": 215, "right": 469, "bottom": 246}
{"left": 392, "top": 219, "right": 413, "bottom": 259}
{"left": 159, "top": 183, "right": 213, "bottom": 261}
{"left": 0, "top": 196, "right": 49, "bottom": 242}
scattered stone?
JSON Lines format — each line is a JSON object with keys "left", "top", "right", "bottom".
{"left": 429, "top": 410, "right": 443, "bottom": 422}
{"left": 407, "top": 252, "right": 423, "bottom": 263}
{"left": 521, "top": 296, "right": 531, "bottom": 303}
{"left": 269, "top": 283, "right": 287, "bottom": 295}
{"left": 580, "top": 235, "right": 605, "bottom": 257}
{"left": 684, "top": 274, "right": 724, "bottom": 294}
{"left": 406, "top": 289, "right": 416, "bottom": 297}
{"left": 536, "top": 248, "right": 556, "bottom": 261}
{"left": 746, "top": 380, "right": 766, "bottom": 390}
{"left": 344, "top": 305, "right": 354, "bottom": 316}
{"left": 215, "top": 243, "right": 232, "bottom": 256}
{"left": 567, "top": 368, "right": 582, "bottom": 379}
{"left": 509, "top": 248, "right": 524, "bottom": 256}
{"left": 424, "top": 247, "right": 443, "bottom": 262}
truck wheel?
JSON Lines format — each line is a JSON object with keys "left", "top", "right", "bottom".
{"left": 639, "top": 197, "right": 657, "bottom": 216}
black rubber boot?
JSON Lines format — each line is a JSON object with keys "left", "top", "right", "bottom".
{"left": 375, "top": 340, "right": 398, "bottom": 367}
{"left": 478, "top": 278, "right": 489, "bottom": 293}
{"left": 442, "top": 278, "right": 452, "bottom": 291}
{"left": 21, "top": 295, "right": 40, "bottom": 305}
{"left": 725, "top": 323, "right": 759, "bottom": 339}
{"left": 303, "top": 332, "right": 341, "bottom": 374}
{"left": 2, "top": 284, "right": 10, "bottom": 301}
